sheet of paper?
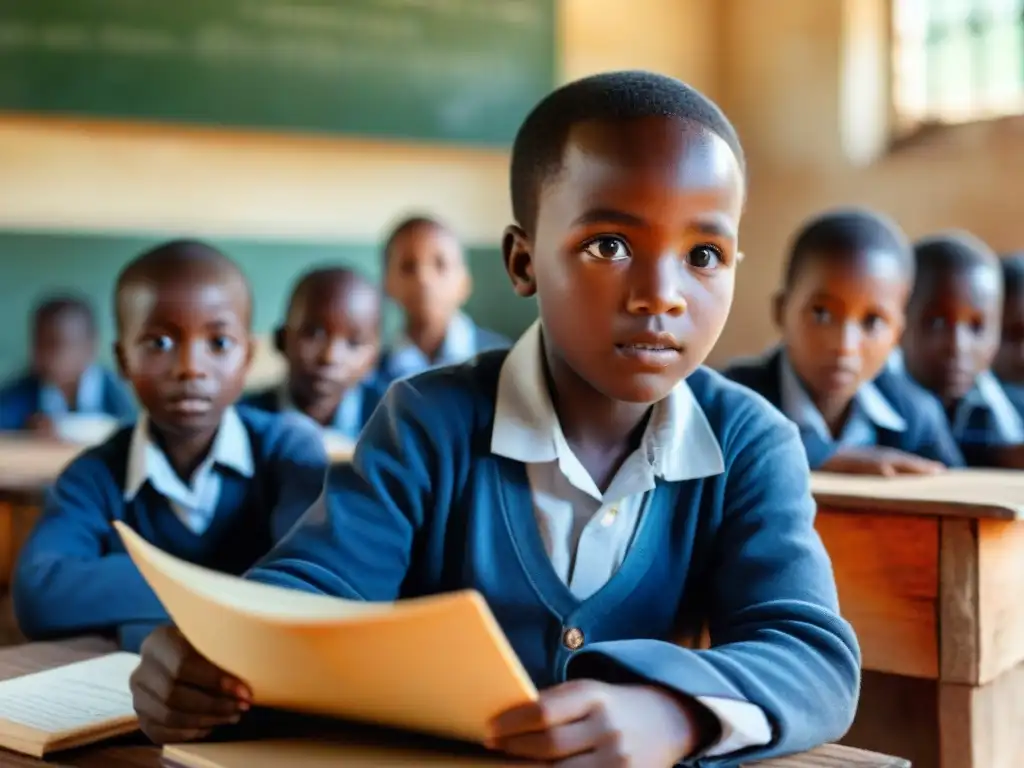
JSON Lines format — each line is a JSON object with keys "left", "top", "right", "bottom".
{"left": 811, "top": 468, "right": 1024, "bottom": 517}
{"left": 115, "top": 522, "right": 537, "bottom": 744}
{"left": 0, "top": 653, "right": 138, "bottom": 733}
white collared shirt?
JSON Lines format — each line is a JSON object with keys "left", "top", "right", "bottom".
{"left": 39, "top": 363, "right": 105, "bottom": 416}
{"left": 123, "top": 407, "right": 254, "bottom": 535}
{"left": 489, "top": 321, "right": 771, "bottom": 758}
{"left": 276, "top": 383, "right": 364, "bottom": 442}
{"left": 778, "top": 349, "right": 906, "bottom": 445}
{"left": 386, "top": 311, "right": 478, "bottom": 381}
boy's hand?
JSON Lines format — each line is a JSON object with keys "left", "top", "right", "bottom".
{"left": 129, "top": 626, "right": 251, "bottom": 744}
{"left": 486, "top": 680, "right": 707, "bottom": 766}
{"left": 821, "top": 446, "right": 946, "bottom": 476}
{"left": 25, "top": 413, "right": 56, "bottom": 438}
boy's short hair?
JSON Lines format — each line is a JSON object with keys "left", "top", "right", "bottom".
{"left": 782, "top": 208, "right": 913, "bottom": 290}
{"left": 1001, "top": 251, "right": 1024, "bottom": 294}
{"left": 113, "top": 239, "right": 251, "bottom": 332}
{"left": 32, "top": 294, "right": 96, "bottom": 337}
{"left": 381, "top": 215, "right": 453, "bottom": 267}
{"left": 912, "top": 232, "right": 999, "bottom": 285}
{"left": 285, "top": 265, "right": 375, "bottom": 315}
{"left": 509, "top": 70, "right": 746, "bottom": 236}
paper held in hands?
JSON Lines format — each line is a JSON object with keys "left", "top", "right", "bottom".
{"left": 113, "top": 522, "right": 538, "bottom": 744}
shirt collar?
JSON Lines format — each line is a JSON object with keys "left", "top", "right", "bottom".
{"left": 276, "top": 382, "right": 364, "bottom": 439}
{"left": 778, "top": 349, "right": 906, "bottom": 439}
{"left": 38, "top": 364, "right": 105, "bottom": 416}
{"left": 957, "top": 370, "right": 1024, "bottom": 443}
{"left": 390, "top": 311, "right": 477, "bottom": 373}
{"left": 490, "top": 320, "right": 725, "bottom": 484}
{"left": 124, "top": 406, "right": 254, "bottom": 501}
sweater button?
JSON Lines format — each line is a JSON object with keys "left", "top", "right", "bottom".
{"left": 563, "top": 627, "right": 585, "bottom": 651}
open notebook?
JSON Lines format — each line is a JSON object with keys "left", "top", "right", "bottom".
{"left": 114, "top": 522, "right": 538, "bottom": 744}
{"left": 0, "top": 652, "right": 139, "bottom": 757}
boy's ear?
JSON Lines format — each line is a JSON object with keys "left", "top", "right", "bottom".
{"left": 771, "top": 290, "right": 786, "bottom": 329}
{"left": 273, "top": 326, "right": 286, "bottom": 354}
{"left": 502, "top": 225, "right": 537, "bottom": 298}
{"left": 112, "top": 342, "right": 128, "bottom": 380}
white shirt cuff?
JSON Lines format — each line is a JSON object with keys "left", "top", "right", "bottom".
{"left": 692, "top": 696, "right": 773, "bottom": 758}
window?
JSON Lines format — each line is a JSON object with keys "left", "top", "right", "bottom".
{"left": 892, "top": 0, "right": 1024, "bottom": 130}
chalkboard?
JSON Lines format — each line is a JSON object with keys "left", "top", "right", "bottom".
{"left": 0, "top": 0, "right": 556, "bottom": 145}
{"left": 0, "top": 230, "right": 536, "bottom": 378}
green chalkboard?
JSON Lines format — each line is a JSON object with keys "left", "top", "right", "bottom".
{"left": 0, "top": 230, "right": 536, "bottom": 378}
{"left": 0, "top": 0, "right": 556, "bottom": 145}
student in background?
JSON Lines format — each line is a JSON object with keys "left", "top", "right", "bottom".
{"left": 243, "top": 267, "right": 384, "bottom": 444}
{"left": 377, "top": 215, "right": 509, "bottom": 384}
{"left": 0, "top": 295, "right": 135, "bottom": 439}
{"left": 894, "top": 232, "right": 1024, "bottom": 467}
{"left": 993, "top": 251, "right": 1024, "bottom": 398}
{"left": 725, "top": 209, "right": 963, "bottom": 474}
{"left": 13, "top": 240, "right": 328, "bottom": 652}
{"left": 130, "top": 72, "right": 858, "bottom": 765}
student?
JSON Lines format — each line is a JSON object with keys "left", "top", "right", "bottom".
{"left": 0, "top": 295, "right": 135, "bottom": 437}
{"left": 377, "top": 215, "right": 509, "bottom": 384}
{"left": 724, "top": 208, "right": 964, "bottom": 474}
{"left": 993, "top": 251, "right": 1024, "bottom": 399}
{"left": 128, "top": 72, "right": 859, "bottom": 765}
{"left": 12, "top": 240, "right": 328, "bottom": 652}
{"left": 893, "top": 232, "right": 1024, "bottom": 467}
{"left": 243, "top": 267, "right": 385, "bottom": 442}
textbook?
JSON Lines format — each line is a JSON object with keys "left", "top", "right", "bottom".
{"left": 0, "top": 652, "right": 139, "bottom": 757}
{"left": 114, "top": 522, "right": 538, "bottom": 744}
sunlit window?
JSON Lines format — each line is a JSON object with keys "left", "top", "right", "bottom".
{"left": 893, "top": 0, "right": 1024, "bottom": 130}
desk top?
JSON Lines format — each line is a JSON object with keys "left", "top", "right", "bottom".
{"left": 0, "top": 639, "right": 906, "bottom": 768}
{"left": 0, "top": 435, "right": 83, "bottom": 493}
{"left": 813, "top": 468, "right": 1024, "bottom": 520}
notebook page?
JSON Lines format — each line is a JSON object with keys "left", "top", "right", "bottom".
{"left": 0, "top": 653, "right": 138, "bottom": 734}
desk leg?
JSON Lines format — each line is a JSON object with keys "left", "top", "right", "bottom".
{"left": 938, "top": 662, "right": 1024, "bottom": 768}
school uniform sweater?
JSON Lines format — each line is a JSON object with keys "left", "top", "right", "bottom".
{"left": 246, "top": 344, "right": 861, "bottom": 765}
{"left": 724, "top": 347, "right": 965, "bottom": 469}
{"left": 242, "top": 375, "right": 386, "bottom": 441}
{"left": 0, "top": 365, "right": 136, "bottom": 431}
{"left": 12, "top": 406, "right": 327, "bottom": 652}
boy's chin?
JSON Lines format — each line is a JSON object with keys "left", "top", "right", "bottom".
{"left": 148, "top": 408, "right": 226, "bottom": 437}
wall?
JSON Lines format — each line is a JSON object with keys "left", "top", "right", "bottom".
{"left": 0, "top": 0, "right": 721, "bottom": 380}
{"left": 712, "top": 0, "right": 1024, "bottom": 365}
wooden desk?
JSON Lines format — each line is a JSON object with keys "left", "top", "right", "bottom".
{"left": 0, "top": 639, "right": 906, "bottom": 767}
{"left": 812, "top": 470, "right": 1024, "bottom": 768}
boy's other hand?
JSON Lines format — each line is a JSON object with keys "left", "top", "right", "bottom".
{"left": 821, "top": 446, "right": 946, "bottom": 476}
{"left": 130, "top": 626, "right": 251, "bottom": 744}
{"left": 486, "top": 680, "right": 708, "bottom": 766}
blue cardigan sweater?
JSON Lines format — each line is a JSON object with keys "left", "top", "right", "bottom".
{"left": 13, "top": 407, "right": 328, "bottom": 651}
{"left": 0, "top": 368, "right": 136, "bottom": 431}
{"left": 724, "top": 349, "right": 965, "bottom": 469}
{"left": 246, "top": 352, "right": 861, "bottom": 765}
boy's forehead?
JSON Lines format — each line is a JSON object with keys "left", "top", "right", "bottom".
{"left": 916, "top": 265, "right": 1002, "bottom": 307}
{"left": 121, "top": 275, "right": 250, "bottom": 324}
{"left": 545, "top": 117, "right": 743, "bottom": 216}
{"left": 294, "top": 279, "right": 379, "bottom": 317}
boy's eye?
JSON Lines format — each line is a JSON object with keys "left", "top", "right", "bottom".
{"left": 583, "top": 237, "right": 630, "bottom": 262}
{"left": 210, "top": 336, "right": 235, "bottom": 353}
{"left": 928, "top": 317, "right": 948, "bottom": 331}
{"left": 811, "top": 306, "right": 832, "bottom": 324}
{"left": 686, "top": 244, "right": 722, "bottom": 270}
{"left": 864, "top": 314, "right": 885, "bottom": 332}
{"left": 145, "top": 335, "right": 174, "bottom": 352}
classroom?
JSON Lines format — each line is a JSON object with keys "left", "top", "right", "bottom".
{"left": 0, "top": 0, "right": 1018, "bottom": 766}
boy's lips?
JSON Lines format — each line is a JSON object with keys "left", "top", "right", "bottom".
{"left": 164, "top": 395, "right": 214, "bottom": 415}
{"left": 614, "top": 332, "right": 684, "bottom": 367}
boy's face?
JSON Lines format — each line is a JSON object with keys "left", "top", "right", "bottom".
{"left": 32, "top": 308, "right": 96, "bottom": 388}
{"left": 115, "top": 272, "right": 254, "bottom": 438}
{"left": 505, "top": 117, "right": 744, "bottom": 404}
{"left": 902, "top": 265, "right": 1002, "bottom": 403}
{"left": 778, "top": 250, "right": 909, "bottom": 406}
{"left": 993, "top": 289, "right": 1024, "bottom": 383}
{"left": 282, "top": 278, "right": 380, "bottom": 403}
{"left": 385, "top": 224, "right": 470, "bottom": 330}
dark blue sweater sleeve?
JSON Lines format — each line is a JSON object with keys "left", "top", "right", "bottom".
{"left": 566, "top": 417, "right": 861, "bottom": 765}
{"left": 265, "top": 414, "right": 331, "bottom": 544}
{"left": 247, "top": 380, "right": 443, "bottom": 597}
{"left": 12, "top": 455, "right": 168, "bottom": 643}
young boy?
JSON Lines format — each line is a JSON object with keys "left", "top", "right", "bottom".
{"left": 128, "top": 73, "right": 859, "bottom": 765}
{"left": 894, "top": 232, "right": 1024, "bottom": 467}
{"left": 377, "top": 215, "right": 509, "bottom": 384}
{"left": 12, "top": 240, "right": 328, "bottom": 652}
{"left": 993, "top": 251, "right": 1024, "bottom": 398}
{"left": 242, "top": 267, "right": 385, "bottom": 442}
{"left": 0, "top": 295, "right": 135, "bottom": 437}
{"left": 725, "top": 209, "right": 964, "bottom": 474}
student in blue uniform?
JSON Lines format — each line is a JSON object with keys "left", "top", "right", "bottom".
{"left": 12, "top": 240, "right": 328, "bottom": 652}
{"left": 894, "top": 232, "right": 1024, "bottom": 467}
{"left": 993, "top": 252, "right": 1024, "bottom": 400}
{"left": 724, "top": 208, "right": 963, "bottom": 474}
{"left": 0, "top": 295, "right": 135, "bottom": 435}
{"left": 128, "top": 72, "right": 859, "bottom": 765}
{"left": 377, "top": 215, "right": 509, "bottom": 384}
{"left": 242, "top": 267, "right": 385, "bottom": 442}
